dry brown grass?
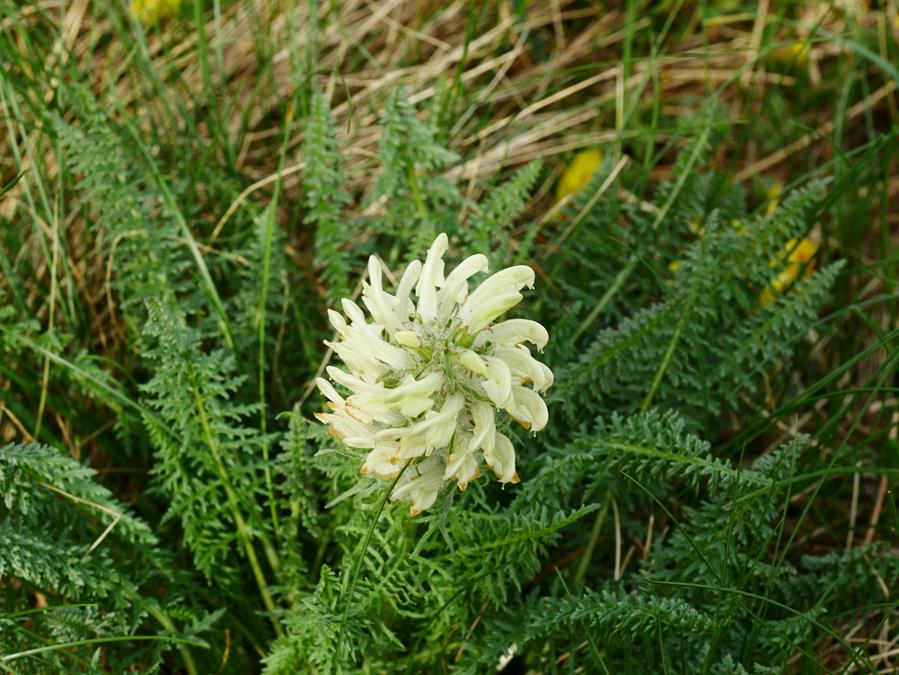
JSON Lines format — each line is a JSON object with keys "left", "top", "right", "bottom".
{"left": 5, "top": 0, "right": 898, "bottom": 223}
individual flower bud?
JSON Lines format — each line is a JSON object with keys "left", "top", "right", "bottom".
{"left": 394, "top": 330, "right": 422, "bottom": 349}
{"left": 458, "top": 350, "right": 487, "bottom": 375}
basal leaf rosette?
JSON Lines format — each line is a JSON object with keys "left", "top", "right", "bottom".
{"left": 315, "top": 233, "right": 553, "bottom": 515}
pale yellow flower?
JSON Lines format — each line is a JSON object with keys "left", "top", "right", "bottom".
{"left": 315, "top": 234, "right": 552, "bottom": 515}
{"left": 759, "top": 237, "right": 818, "bottom": 306}
{"left": 556, "top": 149, "right": 603, "bottom": 202}
{"left": 132, "top": 0, "right": 181, "bottom": 24}
{"left": 764, "top": 182, "right": 783, "bottom": 217}
{"left": 772, "top": 41, "right": 810, "bottom": 66}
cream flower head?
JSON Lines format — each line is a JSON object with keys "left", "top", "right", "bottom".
{"left": 315, "top": 233, "right": 553, "bottom": 515}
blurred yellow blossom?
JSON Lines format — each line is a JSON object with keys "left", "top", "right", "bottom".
{"left": 132, "top": 0, "right": 181, "bottom": 24}
{"left": 759, "top": 237, "right": 818, "bottom": 306}
{"left": 556, "top": 149, "right": 603, "bottom": 202}
{"left": 772, "top": 40, "right": 809, "bottom": 66}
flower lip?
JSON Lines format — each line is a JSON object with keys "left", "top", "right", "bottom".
{"left": 415, "top": 233, "right": 449, "bottom": 323}
{"left": 474, "top": 318, "right": 549, "bottom": 351}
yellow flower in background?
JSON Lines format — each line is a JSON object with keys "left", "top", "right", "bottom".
{"left": 556, "top": 149, "right": 603, "bottom": 202}
{"left": 772, "top": 41, "right": 810, "bottom": 66}
{"left": 759, "top": 237, "right": 818, "bottom": 306}
{"left": 668, "top": 186, "right": 816, "bottom": 302}
{"left": 132, "top": 0, "right": 181, "bottom": 24}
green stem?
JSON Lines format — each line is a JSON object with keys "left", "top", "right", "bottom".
{"left": 640, "top": 273, "right": 700, "bottom": 412}
{"left": 0, "top": 635, "right": 207, "bottom": 664}
{"left": 333, "top": 463, "right": 411, "bottom": 668}
{"left": 574, "top": 493, "right": 611, "bottom": 585}
{"left": 136, "top": 597, "right": 200, "bottom": 675}
{"left": 34, "top": 212, "right": 58, "bottom": 440}
{"left": 257, "top": 203, "right": 281, "bottom": 565}
{"left": 570, "top": 257, "right": 638, "bottom": 344}
{"left": 190, "top": 376, "right": 283, "bottom": 637}
{"left": 407, "top": 164, "right": 428, "bottom": 219}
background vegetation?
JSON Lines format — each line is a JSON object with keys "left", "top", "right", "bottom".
{"left": 1, "top": 0, "right": 897, "bottom": 672}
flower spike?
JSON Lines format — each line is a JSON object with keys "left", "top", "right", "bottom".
{"left": 314, "top": 233, "right": 552, "bottom": 514}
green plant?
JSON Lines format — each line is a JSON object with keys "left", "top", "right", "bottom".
{"left": 1, "top": 1, "right": 897, "bottom": 671}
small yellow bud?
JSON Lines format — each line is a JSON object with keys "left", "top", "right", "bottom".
{"left": 458, "top": 350, "right": 487, "bottom": 375}
{"left": 765, "top": 182, "right": 783, "bottom": 216}
{"left": 394, "top": 330, "right": 422, "bottom": 349}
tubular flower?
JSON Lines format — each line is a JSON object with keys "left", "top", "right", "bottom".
{"left": 315, "top": 233, "right": 552, "bottom": 515}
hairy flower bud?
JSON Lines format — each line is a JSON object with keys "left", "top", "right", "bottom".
{"left": 315, "top": 233, "right": 552, "bottom": 515}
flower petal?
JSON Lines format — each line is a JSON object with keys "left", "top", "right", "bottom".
{"left": 415, "top": 233, "right": 448, "bottom": 323}
{"left": 396, "top": 259, "right": 422, "bottom": 316}
{"left": 481, "top": 356, "right": 513, "bottom": 408}
{"left": 494, "top": 345, "right": 553, "bottom": 392}
{"left": 485, "top": 431, "right": 518, "bottom": 484}
{"left": 467, "top": 402, "right": 496, "bottom": 455}
{"left": 437, "top": 253, "right": 488, "bottom": 315}
{"left": 361, "top": 443, "right": 402, "bottom": 478}
{"left": 474, "top": 318, "right": 549, "bottom": 351}
{"left": 362, "top": 256, "right": 403, "bottom": 336}
{"left": 376, "top": 394, "right": 463, "bottom": 444}
{"left": 507, "top": 385, "right": 549, "bottom": 432}
{"left": 391, "top": 456, "right": 445, "bottom": 515}
{"left": 459, "top": 265, "right": 535, "bottom": 333}
{"left": 316, "top": 377, "right": 344, "bottom": 405}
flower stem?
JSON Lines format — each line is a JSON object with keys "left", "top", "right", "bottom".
{"left": 333, "top": 461, "right": 411, "bottom": 668}
{"left": 574, "top": 492, "right": 611, "bottom": 585}
{"left": 189, "top": 374, "right": 283, "bottom": 637}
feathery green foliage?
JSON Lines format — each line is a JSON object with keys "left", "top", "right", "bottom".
{"left": 140, "top": 300, "right": 272, "bottom": 583}
{"left": 373, "top": 88, "right": 462, "bottom": 256}
{"left": 465, "top": 158, "right": 543, "bottom": 265}
{"left": 304, "top": 88, "right": 353, "bottom": 305}
{"left": 54, "top": 106, "right": 189, "bottom": 330}
{"left": 0, "top": 443, "right": 206, "bottom": 673}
